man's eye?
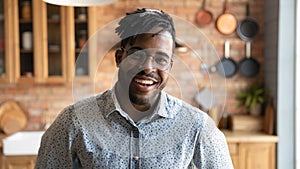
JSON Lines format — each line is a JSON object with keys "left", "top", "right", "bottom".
{"left": 128, "top": 51, "right": 145, "bottom": 60}
{"left": 155, "top": 56, "right": 169, "bottom": 65}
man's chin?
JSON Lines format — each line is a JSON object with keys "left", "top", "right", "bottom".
{"left": 129, "top": 91, "right": 160, "bottom": 106}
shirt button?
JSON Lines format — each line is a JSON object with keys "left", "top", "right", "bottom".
{"left": 133, "top": 156, "right": 139, "bottom": 161}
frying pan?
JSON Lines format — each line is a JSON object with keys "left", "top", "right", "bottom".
{"left": 195, "top": 0, "right": 213, "bottom": 27}
{"left": 215, "top": 40, "right": 237, "bottom": 77}
{"left": 216, "top": 0, "right": 237, "bottom": 35}
{"left": 238, "top": 41, "right": 260, "bottom": 77}
{"left": 236, "top": 3, "right": 259, "bottom": 41}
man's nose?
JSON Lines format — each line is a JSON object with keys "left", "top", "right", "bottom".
{"left": 141, "top": 56, "right": 155, "bottom": 73}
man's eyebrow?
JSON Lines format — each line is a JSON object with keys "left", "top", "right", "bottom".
{"left": 127, "top": 46, "right": 144, "bottom": 51}
{"left": 128, "top": 47, "right": 172, "bottom": 58}
{"left": 152, "top": 29, "right": 165, "bottom": 37}
{"left": 156, "top": 50, "right": 172, "bottom": 58}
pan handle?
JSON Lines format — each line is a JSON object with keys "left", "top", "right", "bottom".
{"left": 225, "top": 40, "right": 230, "bottom": 58}
{"left": 202, "top": 0, "right": 207, "bottom": 9}
{"left": 246, "top": 41, "right": 251, "bottom": 58}
{"left": 246, "top": 2, "right": 250, "bottom": 16}
{"left": 224, "top": 0, "right": 228, "bottom": 13}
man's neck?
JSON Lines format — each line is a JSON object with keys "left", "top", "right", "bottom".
{"left": 115, "top": 82, "right": 160, "bottom": 122}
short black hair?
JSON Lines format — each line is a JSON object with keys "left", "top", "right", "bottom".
{"left": 115, "top": 8, "right": 176, "bottom": 49}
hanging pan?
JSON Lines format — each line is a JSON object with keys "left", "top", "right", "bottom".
{"left": 236, "top": 3, "right": 259, "bottom": 41}
{"left": 238, "top": 41, "right": 260, "bottom": 77}
{"left": 195, "top": 0, "right": 213, "bottom": 27}
{"left": 216, "top": 0, "right": 237, "bottom": 35}
{"left": 215, "top": 40, "right": 237, "bottom": 77}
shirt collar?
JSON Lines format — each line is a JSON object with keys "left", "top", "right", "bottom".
{"left": 98, "top": 86, "right": 181, "bottom": 120}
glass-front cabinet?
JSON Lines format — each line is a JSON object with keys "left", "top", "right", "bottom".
{"left": 45, "top": 3, "right": 66, "bottom": 83}
{"left": 0, "top": 0, "right": 5, "bottom": 80}
{"left": 0, "top": 0, "right": 97, "bottom": 84}
{"left": 74, "top": 7, "right": 89, "bottom": 77}
{"left": 18, "top": 0, "right": 34, "bottom": 80}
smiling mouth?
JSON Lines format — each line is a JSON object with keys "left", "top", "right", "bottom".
{"left": 134, "top": 78, "right": 158, "bottom": 86}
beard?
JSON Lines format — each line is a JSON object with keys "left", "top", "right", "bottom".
{"left": 128, "top": 87, "right": 160, "bottom": 106}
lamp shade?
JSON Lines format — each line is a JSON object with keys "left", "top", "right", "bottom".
{"left": 43, "top": 0, "right": 117, "bottom": 6}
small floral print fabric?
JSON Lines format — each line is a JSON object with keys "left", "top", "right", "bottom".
{"left": 35, "top": 89, "right": 233, "bottom": 169}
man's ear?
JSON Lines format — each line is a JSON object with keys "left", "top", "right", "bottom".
{"left": 115, "top": 48, "right": 124, "bottom": 67}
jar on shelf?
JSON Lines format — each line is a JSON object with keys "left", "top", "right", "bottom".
{"left": 21, "top": 1, "right": 31, "bottom": 20}
{"left": 22, "top": 31, "right": 32, "bottom": 50}
{"left": 78, "top": 7, "right": 87, "bottom": 20}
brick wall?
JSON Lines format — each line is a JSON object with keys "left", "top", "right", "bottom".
{"left": 0, "top": 0, "right": 264, "bottom": 131}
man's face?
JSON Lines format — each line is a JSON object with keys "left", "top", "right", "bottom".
{"left": 115, "top": 31, "right": 174, "bottom": 109}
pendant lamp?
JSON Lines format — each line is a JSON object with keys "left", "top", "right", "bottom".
{"left": 43, "top": 0, "right": 117, "bottom": 6}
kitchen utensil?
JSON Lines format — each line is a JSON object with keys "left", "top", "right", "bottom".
{"left": 236, "top": 3, "right": 259, "bottom": 41}
{"left": 216, "top": 0, "right": 237, "bottom": 35}
{"left": 195, "top": 0, "right": 213, "bottom": 27}
{"left": 264, "top": 97, "right": 275, "bottom": 135}
{"left": 0, "top": 100, "right": 29, "bottom": 134}
{"left": 215, "top": 40, "right": 237, "bottom": 77}
{"left": 195, "top": 87, "right": 214, "bottom": 111}
{"left": 238, "top": 41, "right": 260, "bottom": 77}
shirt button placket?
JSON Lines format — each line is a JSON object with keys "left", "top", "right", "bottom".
{"left": 130, "top": 127, "right": 140, "bottom": 169}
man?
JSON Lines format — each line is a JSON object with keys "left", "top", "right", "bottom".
{"left": 35, "top": 8, "right": 233, "bottom": 169}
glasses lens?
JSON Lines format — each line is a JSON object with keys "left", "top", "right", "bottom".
{"left": 126, "top": 49, "right": 171, "bottom": 70}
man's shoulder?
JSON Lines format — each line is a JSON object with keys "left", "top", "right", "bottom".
{"left": 72, "top": 90, "right": 112, "bottom": 106}
{"left": 61, "top": 90, "right": 113, "bottom": 114}
{"left": 163, "top": 92, "right": 208, "bottom": 119}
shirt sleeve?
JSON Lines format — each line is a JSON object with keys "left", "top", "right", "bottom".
{"left": 193, "top": 115, "right": 234, "bottom": 169}
{"left": 35, "top": 107, "right": 76, "bottom": 169}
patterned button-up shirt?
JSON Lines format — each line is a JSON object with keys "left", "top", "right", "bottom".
{"left": 35, "top": 89, "right": 233, "bottom": 169}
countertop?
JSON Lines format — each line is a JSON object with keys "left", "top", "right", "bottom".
{"left": 0, "top": 130, "right": 279, "bottom": 149}
{"left": 222, "top": 130, "right": 279, "bottom": 143}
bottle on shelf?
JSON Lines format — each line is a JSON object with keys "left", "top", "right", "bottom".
{"left": 78, "top": 30, "right": 87, "bottom": 48}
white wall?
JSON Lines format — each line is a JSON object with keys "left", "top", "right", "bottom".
{"left": 296, "top": 0, "right": 300, "bottom": 168}
{"left": 277, "top": 0, "right": 296, "bottom": 168}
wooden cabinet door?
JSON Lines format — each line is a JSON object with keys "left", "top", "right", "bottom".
{"left": 239, "top": 143, "right": 275, "bottom": 169}
{"left": 227, "top": 143, "right": 239, "bottom": 169}
{"left": 3, "top": 156, "right": 36, "bottom": 169}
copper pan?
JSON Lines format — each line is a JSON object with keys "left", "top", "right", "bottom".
{"left": 216, "top": 0, "right": 237, "bottom": 35}
{"left": 195, "top": 0, "right": 213, "bottom": 27}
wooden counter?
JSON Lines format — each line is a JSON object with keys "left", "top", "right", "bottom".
{"left": 0, "top": 131, "right": 278, "bottom": 169}
{"left": 223, "top": 130, "right": 278, "bottom": 169}
{"left": 223, "top": 129, "right": 279, "bottom": 143}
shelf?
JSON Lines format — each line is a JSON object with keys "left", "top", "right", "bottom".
{"left": 19, "top": 19, "right": 32, "bottom": 23}
{"left": 20, "top": 49, "right": 33, "bottom": 53}
{"left": 47, "top": 19, "right": 60, "bottom": 24}
{"left": 75, "top": 19, "right": 87, "bottom": 23}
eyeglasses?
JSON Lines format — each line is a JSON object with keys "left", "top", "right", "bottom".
{"left": 124, "top": 48, "right": 172, "bottom": 71}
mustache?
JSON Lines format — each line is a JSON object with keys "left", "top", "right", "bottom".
{"left": 136, "top": 71, "right": 159, "bottom": 80}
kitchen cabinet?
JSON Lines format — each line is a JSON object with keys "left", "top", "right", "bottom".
{"left": 0, "top": 0, "right": 4, "bottom": 80}
{"left": 223, "top": 130, "right": 278, "bottom": 169}
{"left": 0, "top": 131, "right": 278, "bottom": 169}
{"left": 1, "top": 155, "right": 36, "bottom": 169}
{"left": 1, "top": 0, "right": 97, "bottom": 84}
{"left": 0, "top": 0, "right": 15, "bottom": 84}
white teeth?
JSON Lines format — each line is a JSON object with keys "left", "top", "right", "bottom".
{"left": 135, "top": 79, "right": 154, "bottom": 85}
